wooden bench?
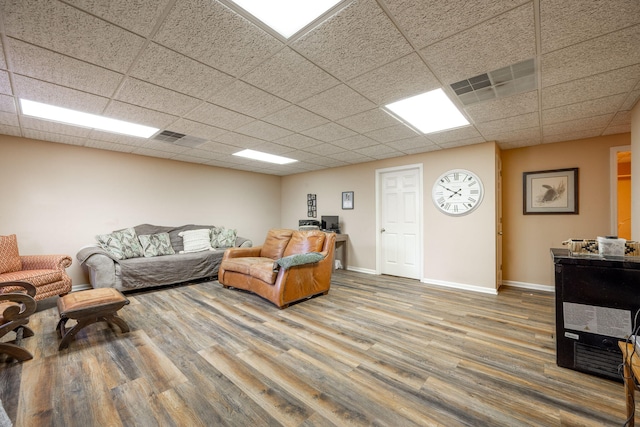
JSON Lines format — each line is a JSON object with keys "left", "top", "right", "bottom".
{"left": 56, "top": 288, "right": 130, "bottom": 350}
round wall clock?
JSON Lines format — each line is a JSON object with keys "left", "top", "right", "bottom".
{"left": 431, "top": 169, "right": 484, "bottom": 216}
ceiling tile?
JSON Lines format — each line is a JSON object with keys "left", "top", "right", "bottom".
{"left": 153, "top": 0, "right": 283, "bottom": 77}
{"left": 609, "top": 111, "right": 632, "bottom": 127}
{"left": 213, "top": 132, "right": 265, "bottom": 149}
{"left": 185, "top": 103, "right": 254, "bottom": 130}
{"left": 337, "top": 109, "right": 401, "bottom": 133}
{"left": 166, "top": 119, "right": 227, "bottom": 141}
{"left": 421, "top": 3, "right": 536, "bottom": 84}
{"left": 116, "top": 78, "right": 202, "bottom": 117}
{"left": 23, "top": 129, "right": 86, "bottom": 146}
{"left": 486, "top": 127, "right": 541, "bottom": 145}
{"left": 293, "top": 0, "right": 413, "bottom": 80}
{"left": 542, "top": 129, "right": 603, "bottom": 144}
{"left": 207, "top": 80, "right": 289, "bottom": 118}
{"left": 301, "top": 122, "right": 357, "bottom": 142}
{"left": 355, "top": 143, "right": 402, "bottom": 158}
{"left": 437, "top": 137, "right": 486, "bottom": 149}
{"left": 84, "top": 140, "right": 136, "bottom": 153}
{"left": 0, "top": 94, "right": 16, "bottom": 113}
{"left": 0, "top": 38, "right": 6, "bottom": 69}
{"left": 543, "top": 114, "right": 613, "bottom": 136}
{"left": 541, "top": 65, "right": 640, "bottom": 109}
{"left": 542, "top": 25, "right": 640, "bottom": 87}
{"left": 63, "top": 0, "right": 172, "bottom": 37}
{"left": 135, "top": 139, "right": 190, "bottom": 154}
{"left": 476, "top": 112, "right": 539, "bottom": 137}
{"left": 365, "top": 124, "right": 418, "bottom": 143}
{"left": 242, "top": 47, "right": 339, "bottom": 103}
{"left": 621, "top": 90, "right": 640, "bottom": 111}
{"left": 20, "top": 116, "right": 92, "bottom": 137}
{"left": 13, "top": 74, "right": 109, "bottom": 113}
{"left": 7, "top": 38, "right": 123, "bottom": 98}
{"left": 235, "top": 120, "right": 293, "bottom": 141}
{"left": 0, "top": 71, "right": 12, "bottom": 95}
{"left": 390, "top": 136, "right": 436, "bottom": 152}
{"left": 464, "top": 91, "right": 539, "bottom": 124}
{"left": 402, "top": 144, "right": 442, "bottom": 155}
{"left": 305, "top": 156, "right": 350, "bottom": 168}
{"left": 299, "top": 84, "right": 376, "bottom": 121}
{"left": 129, "top": 43, "right": 236, "bottom": 100}
{"left": 603, "top": 124, "right": 631, "bottom": 135}
{"left": 0, "top": 111, "right": 19, "bottom": 127}
{"left": 301, "top": 143, "right": 345, "bottom": 156}
{"left": 3, "top": 0, "right": 145, "bottom": 73}
{"left": 87, "top": 130, "right": 148, "bottom": 147}
{"left": 103, "top": 100, "right": 178, "bottom": 129}
{"left": 542, "top": 94, "right": 627, "bottom": 125}
{"left": 330, "top": 134, "right": 379, "bottom": 150}
{"left": 426, "top": 126, "right": 483, "bottom": 144}
{"left": 262, "top": 105, "right": 328, "bottom": 132}
{"left": 540, "top": 0, "right": 640, "bottom": 53}
{"left": 196, "top": 141, "right": 240, "bottom": 155}
{"left": 326, "top": 150, "right": 374, "bottom": 164}
{"left": 346, "top": 53, "right": 440, "bottom": 105}
{"left": 273, "top": 134, "right": 321, "bottom": 149}
{"left": 384, "top": 0, "right": 525, "bottom": 49}
{"left": 132, "top": 148, "right": 176, "bottom": 159}
{"left": 0, "top": 125, "right": 21, "bottom": 137}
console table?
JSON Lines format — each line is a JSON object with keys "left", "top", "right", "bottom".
{"left": 335, "top": 234, "right": 348, "bottom": 270}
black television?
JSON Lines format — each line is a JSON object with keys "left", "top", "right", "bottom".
{"left": 321, "top": 215, "right": 340, "bottom": 232}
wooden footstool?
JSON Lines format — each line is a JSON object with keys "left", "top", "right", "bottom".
{"left": 56, "top": 288, "right": 130, "bottom": 350}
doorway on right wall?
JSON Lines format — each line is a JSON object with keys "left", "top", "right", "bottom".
{"left": 611, "top": 146, "right": 632, "bottom": 240}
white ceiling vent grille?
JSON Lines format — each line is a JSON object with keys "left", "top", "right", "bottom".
{"left": 451, "top": 59, "right": 536, "bottom": 106}
{"left": 154, "top": 130, "right": 207, "bottom": 147}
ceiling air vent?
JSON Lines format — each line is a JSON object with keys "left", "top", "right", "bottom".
{"left": 450, "top": 59, "right": 536, "bottom": 106}
{"left": 154, "top": 130, "right": 207, "bottom": 147}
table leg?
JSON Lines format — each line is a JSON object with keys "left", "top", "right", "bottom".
{"left": 623, "top": 361, "right": 635, "bottom": 427}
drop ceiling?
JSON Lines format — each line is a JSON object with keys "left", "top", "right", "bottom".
{"left": 0, "top": 0, "right": 638, "bottom": 176}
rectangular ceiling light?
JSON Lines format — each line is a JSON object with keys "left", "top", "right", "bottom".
{"left": 229, "top": 0, "right": 343, "bottom": 38}
{"left": 384, "top": 89, "right": 470, "bottom": 134}
{"left": 20, "top": 99, "right": 159, "bottom": 138}
{"left": 233, "top": 149, "right": 297, "bottom": 165}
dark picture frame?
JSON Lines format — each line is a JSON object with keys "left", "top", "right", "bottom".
{"left": 523, "top": 168, "right": 578, "bottom": 215}
{"left": 342, "top": 191, "right": 354, "bottom": 210}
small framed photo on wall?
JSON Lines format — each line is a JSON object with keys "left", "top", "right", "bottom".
{"left": 342, "top": 191, "right": 354, "bottom": 210}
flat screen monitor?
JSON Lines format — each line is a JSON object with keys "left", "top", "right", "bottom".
{"left": 321, "top": 215, "right": 339, "bottom": 231}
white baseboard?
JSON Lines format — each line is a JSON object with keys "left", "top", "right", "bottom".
{"left": 421, "top": 278, "right": 498, "bottom": 295}
{"left": 345, "top": 266, "right": 376, "bottom": 275}
{"left": 501, "top": 280, "right": 554, "bottom": 293}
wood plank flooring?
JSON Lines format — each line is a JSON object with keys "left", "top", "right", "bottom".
{"left": 0, "top": 271, "right": 634, "bottom": 426}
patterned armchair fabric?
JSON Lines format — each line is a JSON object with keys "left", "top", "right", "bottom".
{"left": 0, "top": 235, "right": 72, "bottom": 301}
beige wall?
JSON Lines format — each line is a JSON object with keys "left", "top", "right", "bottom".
{"left": 282, "top": 141, "right": 499, "bottom": 293}
{"left": 502, "top": 133, "right": 630, "bottom": 288}
{"left": 0, "top": 135, "right": 282, "bottom": 284}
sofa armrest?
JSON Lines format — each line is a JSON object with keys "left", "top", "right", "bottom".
{"left": 77, "top": 249, "right": 118, "bottom": 288}
{"left": 222, "top": 246, "right": 262, "bottom": 261}
{"left": 20, "top": 254, "right": 72, "bottom": 271}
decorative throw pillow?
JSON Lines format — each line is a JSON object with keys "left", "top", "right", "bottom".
{"left": 274, "top": 252, "right": 325, "bottom": 271}
{"left": 179, "top": 229, "right": 213, "bottom": 253}
{"left": 138, "top": 233, "right": 175, "bottom": 257}
{"left": 96, "top": 227, "right": 144, "bottom": 260}
{"left": 0, "top": 234, "right": 22, "bottom": 274}
{"left": 211, "top": 226, "right": 237, "bottom": 248}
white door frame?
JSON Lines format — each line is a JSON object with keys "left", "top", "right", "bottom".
{"left": 375, "top": 163, "right": 424, "bottom": 277}
{"left": 610, "top": 145, "right": 631, "bottom": 235}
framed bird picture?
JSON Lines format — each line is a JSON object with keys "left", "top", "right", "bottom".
{"left": 523, "top": 168, "right": 578, "bottom": 214}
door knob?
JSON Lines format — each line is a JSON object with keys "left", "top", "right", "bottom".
{"left": 381, "top": 228, "right": 386, "bottom": 233}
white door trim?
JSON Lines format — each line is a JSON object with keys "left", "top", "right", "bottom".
{"left": 610, "top": 145, "right": 631, "bottom": 235}
{"left": 375, "top": 163, "right": 424, "bottom": 277}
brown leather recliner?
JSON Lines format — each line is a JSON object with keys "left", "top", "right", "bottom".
{"left": 218, "top": 229, "right": 335, "bottom": 308}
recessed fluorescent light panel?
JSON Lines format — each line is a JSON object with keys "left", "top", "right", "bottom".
{"left": 19, "top": 99, "right": 159, "bottom": 138}
{"left": 229, "top": 0, "right": 343, "bottom": 38}
{"left": 233, "top": 149, "right": 297, "bottom": 165}
{"left": 384, "top": 89, "right": 470, "bottom": 134}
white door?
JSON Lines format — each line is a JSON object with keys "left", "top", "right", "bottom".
{"left": 378, "top": 166, "right": 421, "bottom": 279}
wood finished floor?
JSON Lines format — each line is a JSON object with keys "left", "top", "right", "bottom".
{"left": 0, "top": 271, "right": 633, "bottom": 426}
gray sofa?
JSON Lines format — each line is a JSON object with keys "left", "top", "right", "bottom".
{"left": 77, "top": 224, "right": 251, "bottom": 291}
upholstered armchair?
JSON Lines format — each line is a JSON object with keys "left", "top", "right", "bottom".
{"left": 0, "top": 234, "right": 72, "bottom": 300}
{"left": 0, "top": 281, "right": 37, "bottom": 361}
{"left": 219, "top": 229, "right": 335, "bottom": 308}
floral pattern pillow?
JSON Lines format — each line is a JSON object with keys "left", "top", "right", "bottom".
{"left": 211, "top": 226, "right": 237, "bottom": 248}
{"left": 96, "top": 227, "right": 144, "bottom": 260}
{"left": 138, "top": 233, "right": 175, "bottom": 257}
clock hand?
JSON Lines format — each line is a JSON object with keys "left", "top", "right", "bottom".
{"left": 439, "top": 184, "right": 456, "bottom": 193}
